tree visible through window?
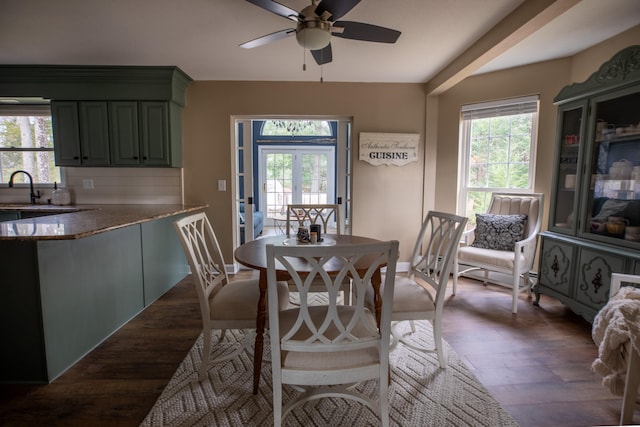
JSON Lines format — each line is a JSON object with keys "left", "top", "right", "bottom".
{"left": 459, "top": 96, "right": 539, "bottom": 225}
{"left": 261, "top": 119, "right": 331, "bottom": 136}
{"left": 0, "top": 104, "right": 60, "bottom": 184}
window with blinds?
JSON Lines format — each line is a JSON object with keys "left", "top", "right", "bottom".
{"left": 0, "top": 103, "right": 61, "bottom": 185}
{"left": 458, "top": 95, "right": 539, "bottom": 224}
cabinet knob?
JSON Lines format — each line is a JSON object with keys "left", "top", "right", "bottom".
{"left": 73, "top": 156, "right": 80, "bottom": 160}
{"left": 83, "top": 156, "right": 88, "bottom": 160}
{"left": 143, "top": 156, "right": 147, "bottom": 160}
{"left": 133, "top": 156, "right": 138, "bottom": 160}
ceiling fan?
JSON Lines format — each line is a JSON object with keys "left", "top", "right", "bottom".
{"left": 240, "top": 0, "right": 401, "bottom": 65}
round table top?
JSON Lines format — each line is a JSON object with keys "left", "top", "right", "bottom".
{"left": 234, "top": 234, "right": 381, "bottom": 272}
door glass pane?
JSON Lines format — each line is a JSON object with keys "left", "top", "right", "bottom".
{"left": 587, "top": 90, "right": 640, "bottom": 242}
{"left": 553, "top": 106, "right": 582, "bottom": 229}
{"left": 301, "top": 152, "right": 328, "bottom": 204}
{"left": 265, "top": 152, "right": 292, "bottom": 217}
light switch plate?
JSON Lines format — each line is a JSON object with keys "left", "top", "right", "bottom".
{"left": 217, "top": 179, "right": 226, "bottom": 191}
{"left": 82, "top": 179, "right": 94, "bottom": 189}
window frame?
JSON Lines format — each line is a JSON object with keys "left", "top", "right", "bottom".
{"left": 457, "top": 95, "right": 539, "bottom": 222}
{"left": 0, "top": 103, "right": 62, "bottom": 186}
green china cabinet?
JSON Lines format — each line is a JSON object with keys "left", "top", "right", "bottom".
{"left": 535, "top": 45, "right": 640, "bottom": 323}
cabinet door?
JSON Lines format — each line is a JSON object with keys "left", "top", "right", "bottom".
{"left": 575, "top": 248, "right": 626, "bottom": 311}
{"left": 110, "top": 101, "right": 140, "bottom": 166}
{"left": 51, "top": 101, "right": 81, "bottom": 166}
{"left": 139, "top": 102, "right": 170, "bottom": 166}
{"left": 582, "top": 87, "right": 640, "bottom": 250}
{"left": 549, "top": 102, "right": 586, "bottom": 233}
{"left": 79, "top": 102, "right": 110, "bottom": 166}
{"left": 539, "top": 237, "right": 574, "bottom": 297}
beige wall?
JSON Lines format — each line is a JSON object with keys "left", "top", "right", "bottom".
{"left": 182, "top": 82, "right": 426, "bottom": 262}
{"left": 434, "top": 25, "right": 640, "bottom": 234}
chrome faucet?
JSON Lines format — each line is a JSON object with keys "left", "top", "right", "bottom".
{"left": 8, "top": 170, "right": 41, "bottom": 204}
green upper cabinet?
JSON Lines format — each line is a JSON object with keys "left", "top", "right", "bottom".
{"left": 52, "top": 101, "right": 111, "bottom": 166}
{"left": 109, "top": 101, "right": 141, "bottom": 166}
{"left": 139, "top": 102, "right": 171, "bottom": 166}
{"left": 51, "top": 101, "right": 82, "bottom": 166}
{"left": 52, "top": 100, "right": 180, "bottom": 167}
{"left": 111, "top": 101, "right": 174, "bottom": 167}
{"left": 79, "top": 102, "right": 111, "bottom": 166}
{"left": 0, "top": 65, "right": 192, "bottom": 168}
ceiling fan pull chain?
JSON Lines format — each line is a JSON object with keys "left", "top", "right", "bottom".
{"left": 303, "top": 47, "right": 307, "bottom": 71}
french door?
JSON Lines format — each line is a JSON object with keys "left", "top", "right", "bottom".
{"left": 232, "top": 117, "right": 351, "bottom": 246}
{"left": 259, "top": 146, "right": 335, "bottom": 222}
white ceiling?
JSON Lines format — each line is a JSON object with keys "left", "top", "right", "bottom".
{"left": 0, "top": 0, "right": 638, "bottom": 83}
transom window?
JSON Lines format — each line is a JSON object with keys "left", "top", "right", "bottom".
{"left": 0, "top": 103, "right": 61, "bottom": 185}
{"left": 458, "top": 96, "right": 539, "bottom": 225}
{"left": 261, "top": 119, "right": 332, "bottom": 137}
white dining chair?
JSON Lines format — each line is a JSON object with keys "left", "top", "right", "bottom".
{"left": 369, "top": 211, "right": 467, "bottom": 368}
{"left": 285, "top": 204, "right": 342, "bottom": 237}
{"left": 266, "top": 240, "right": 399, "bottom": 427}
{"left": 174, "top": 212, "right": 290, "bottom": 381}
{"left": 284, "top": 203, "right": 350, "bottom": 302}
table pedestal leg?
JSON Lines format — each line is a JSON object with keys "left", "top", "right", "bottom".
{"left": 253, "top": 270, "right": 268, "bottom": 395}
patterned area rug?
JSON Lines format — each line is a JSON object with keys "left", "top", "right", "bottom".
{"left": 141, "top": 320, "right": 518, "bottom": 426}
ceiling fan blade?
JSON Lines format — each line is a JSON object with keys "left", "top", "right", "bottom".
{"left": 239, "top": 28, "right": 295, "bottom": 49}
{"left": 245, "top": 0, "right": 300, "bottom": 22}
{"left": 332, "top": 21, "right": 401, "bottom": 43}
{"left": 315, "top": 0, "right": 360, "bottom": 21}
{"left": 311, "top": 44, "right": 333, "bottom": 65}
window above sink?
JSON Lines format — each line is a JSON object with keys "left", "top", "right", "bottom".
{"left": 0, "top": 102, "right": 62, "bottom": 186}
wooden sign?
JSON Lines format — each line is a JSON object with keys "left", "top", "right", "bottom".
{"left": 359, "top": 132, "right": 420, "bottom": 166}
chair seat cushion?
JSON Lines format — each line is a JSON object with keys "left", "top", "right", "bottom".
{"left": 458, "top": 245, "right": 526, "bottom": 270}
{"left": 471, "top": 213, "right": 527, "bottom": 251}
{"left": 210, "top": 279, "right": 289, "bottom": 321}
{"left": 364, "top": 275, "right": 435, "bottom": 314}
{"left": 389, "top": 276, "right": 436, "bottom": 313}
{"left": 278, "top": 306, "right": 379, "bottom": 370}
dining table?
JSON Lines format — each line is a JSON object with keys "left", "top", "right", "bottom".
{"left": 233, "top": 234, "right": 384, "bottom": 394}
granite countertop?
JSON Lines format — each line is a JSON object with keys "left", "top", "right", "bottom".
{"left": 0, "top": 204, "right": 207, "bottom": 241}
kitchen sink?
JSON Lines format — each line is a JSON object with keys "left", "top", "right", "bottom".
{"left": 0, "top": 204, "right": 82, "bottom": 221}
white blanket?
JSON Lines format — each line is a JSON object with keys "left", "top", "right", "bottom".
{"left": 592, "top": 286, "right": 640, "bottom": 395}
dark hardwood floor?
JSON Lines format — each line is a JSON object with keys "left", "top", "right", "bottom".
{"left": 0, "top": 273, "right": 631, "bottom": 426}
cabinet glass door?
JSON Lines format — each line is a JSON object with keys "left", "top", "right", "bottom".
{"left": 585, "top": 88, "right": 640, "bottom": 247}
{"left": 551, "top": 104, "right": 584, "bottom": 231}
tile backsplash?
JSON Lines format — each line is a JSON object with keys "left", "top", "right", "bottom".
{"left": 0, "top": 167, "right": 183, "bottom": 205}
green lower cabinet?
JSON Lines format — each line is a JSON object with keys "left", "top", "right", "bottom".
{"left": 141, "top": 215, "right": 188, "bottom": 305}
{"left": 574, "top": 248, "right": 626, "bottom": 315}
{"left": 38, "top": 226, "right": 144, "bottom": 379}
{"left": 538, "top": 239, "right": 574, "bottom": 298}
{"left": 536, "top": 232, "right": 640, "bottom": 323}
{"left": 0, "top": 215, "right": 188, "bottom": 383}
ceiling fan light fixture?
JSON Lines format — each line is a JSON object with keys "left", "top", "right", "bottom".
{"left": 296, "top": 20, "right": 331, "bottom": 50}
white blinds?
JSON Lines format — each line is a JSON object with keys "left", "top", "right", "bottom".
{"left": 0, "top": 104, "right": 50, "bottom": 115}
{"left": 461, "top": 95, "right": 538, "bottom": 120}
